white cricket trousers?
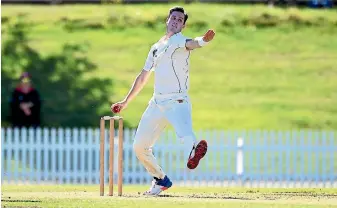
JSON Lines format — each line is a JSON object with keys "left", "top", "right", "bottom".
{"left": 133, "top": 93, "right": 198, "bottom": 179}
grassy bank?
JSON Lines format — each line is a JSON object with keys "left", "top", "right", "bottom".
{"left": 2, "top": 4, "right": 337, "bottom": 130}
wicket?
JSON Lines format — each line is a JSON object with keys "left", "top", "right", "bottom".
{"left": 99, "top": 116, "right": 123, "bottom": 196}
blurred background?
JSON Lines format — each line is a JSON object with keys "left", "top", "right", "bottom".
{"left": 1, "top": 0, "right": 337, "bottom": 188}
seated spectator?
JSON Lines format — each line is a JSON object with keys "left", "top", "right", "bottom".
{"left": 10, "top": 72, "right": 41, "bottom": 128}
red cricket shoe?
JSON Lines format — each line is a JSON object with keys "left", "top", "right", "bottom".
{"left": 187, "top": 140, "right": 208, "bottom": 169}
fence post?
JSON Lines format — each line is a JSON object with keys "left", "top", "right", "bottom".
{"left": 237, "top": 137, "right": 244, "bottom": 178}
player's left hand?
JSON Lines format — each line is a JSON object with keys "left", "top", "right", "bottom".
{"left": 202, "top": 29, "right": 215, "bottom": 42}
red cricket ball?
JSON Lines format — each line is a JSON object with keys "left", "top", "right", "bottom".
{"left": 112, "top": 105, "right": 120, "bottom": 113}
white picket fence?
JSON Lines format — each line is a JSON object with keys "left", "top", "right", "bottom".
{"left": 1, "top": 127, "right": 337, "bottom": 187}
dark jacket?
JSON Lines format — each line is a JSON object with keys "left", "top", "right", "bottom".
{"left": 10, "top": 86, "right": 41, "bottom": 128}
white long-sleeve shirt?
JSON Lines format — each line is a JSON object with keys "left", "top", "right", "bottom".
{"left": 143, "top": 32, "right": 191, "bottom": 96}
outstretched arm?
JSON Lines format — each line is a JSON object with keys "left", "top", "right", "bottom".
{"left": 185, "top": 29, "right": 216, "bottom": 50}
{"left": 111, "top": 69, "right": 152, "bottom": 113}
{"left": 123, "top": 69, "right": 152, "bottom": 104}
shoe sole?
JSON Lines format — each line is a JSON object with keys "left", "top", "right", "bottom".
{"left": 161, "top": 180, "right": 172, "bottom": 190}
{"left": 187, "top": 140, "right": 208, "bottom": 169}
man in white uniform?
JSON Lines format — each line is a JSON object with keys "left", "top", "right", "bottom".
{"left": 111, "top": 6, "right": 215, "bottom": 196}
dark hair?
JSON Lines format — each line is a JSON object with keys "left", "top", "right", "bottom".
{"left": 169, "top": 6, "right": 188, "bottom": 24}
{"left": 20, "top": 72, "right": 31, "bottom": 80}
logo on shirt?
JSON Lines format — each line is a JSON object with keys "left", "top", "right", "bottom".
{"left": 153, "top": 49, "right": 157, "bottom": 57}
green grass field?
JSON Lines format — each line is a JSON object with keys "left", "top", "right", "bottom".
{"left": 1, "top": 185, "right": 337, "bottom": 208}
{"left": 2, "top": 4, "right": 337, "bottom": 130}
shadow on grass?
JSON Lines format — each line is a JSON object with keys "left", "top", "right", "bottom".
{"left": 1, "top": 15, "right": 130, "bottom": 128}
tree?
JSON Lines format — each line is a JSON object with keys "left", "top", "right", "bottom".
{"left": 1, "top": 15, "right": 125, "bottom": 128}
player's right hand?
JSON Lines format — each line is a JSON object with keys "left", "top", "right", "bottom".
{"left": 111, "top": 100, "right": 128, "bottom": 113}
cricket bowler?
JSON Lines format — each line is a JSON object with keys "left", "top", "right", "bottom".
{"left": 111, "top": 6, "right": 216, "bottom": 196}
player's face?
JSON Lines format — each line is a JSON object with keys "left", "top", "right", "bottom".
{"left": 166, "top": 11, "right": 185, "bottom": 34}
